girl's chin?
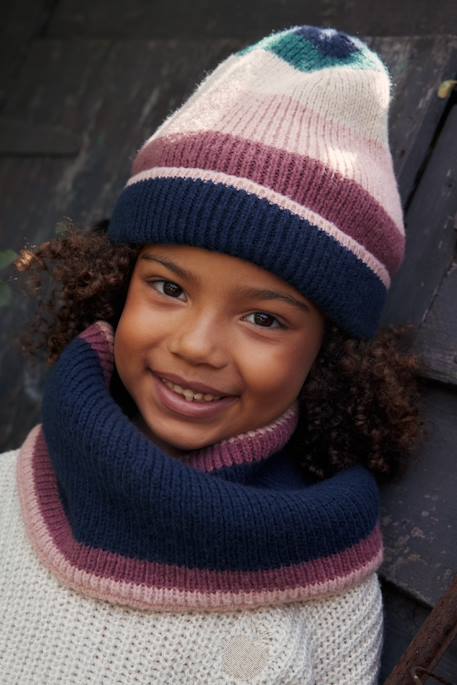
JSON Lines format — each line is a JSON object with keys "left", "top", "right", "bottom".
{"left": 132, "top": 413, "right": 217, "bottom": 455}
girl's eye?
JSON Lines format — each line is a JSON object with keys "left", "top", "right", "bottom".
{"left": 148, "top": 279, "right": 286, "bottom": 328}
{"left": 245, "top": 312, "right": 285, "bottom": 329}
{"left": 148, "top": 279, "right": 186, "bottom": 300}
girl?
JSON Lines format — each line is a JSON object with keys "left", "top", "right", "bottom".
{"left": 1, "top": 24, "right": 424, "bottom": 684}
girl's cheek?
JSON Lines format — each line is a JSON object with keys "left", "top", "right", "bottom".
{"left": 239, "top": 346, "right": 290, "bottom": 384}
{"left": 122, "top": 293, "right": 166, "bottom": 332}
{"left": 261, "top": 342, "right": 314, "bottom": 389}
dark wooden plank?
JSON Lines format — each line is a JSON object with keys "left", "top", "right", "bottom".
{"left": 415, "top": 262, "right": 457, "bottom": 386}
{"left": 0, "top": 293, "right": 46, "bottom": 447}
{"left": 0, "top": 39, "right": 112, "bottom": 451}
{"left": 1, "top": 39, "right": 111, "bottom": 133}
{"left": 0, "top": 40, "right": 28, "bottom": 112}
{"left": 0, "top": 156, "right": 73, "bottom": 449}
{"left": 380, "top": 380, "right": 457, "bottom": 606}
{"left": 1, "top": 0, "right": 50, "bottom": 38}
{"left": 0, "top": 118, "right": 80, "bottom": 156}
{"left": 367, "top": 38, "right": 457, "bottom": 204}
{"left": 0, "top": 39, "right": 110, "bottom": 248}
{"left": 0, "top": 1, "right": 54, "bottom": 110}
{"left": 379, "top": 102, "right": 457, "bottom": 346}
{"left": 46, "top": 0, "right": 457, "bottom": 40}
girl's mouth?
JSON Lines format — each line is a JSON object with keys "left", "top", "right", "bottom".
{"left": 151, "top": 373, "right": 238, "bottom": 419}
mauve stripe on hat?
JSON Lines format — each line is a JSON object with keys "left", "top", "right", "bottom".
{"left": 131, "top": 132, "right": 404, "bottom": 276}
{"left": 108, "top": 25, "right": 406, "bottom": 338}
{"left": 134, "top": 89, "right": 400, "bottom": 226}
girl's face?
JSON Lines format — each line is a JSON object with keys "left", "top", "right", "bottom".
{"left": 114, "top": 244, "right": 325, "bottom": 457}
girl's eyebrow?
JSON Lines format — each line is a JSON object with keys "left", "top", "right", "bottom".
{"left": 140, "top": 253, "right": 193, "bottom": 281}
{"left": 140, "top": 252, "right": 310, "bottom": 313}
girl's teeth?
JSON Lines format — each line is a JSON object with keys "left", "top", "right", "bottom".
{"left": 161, "top": 378, "right": 221, "bottom": 402}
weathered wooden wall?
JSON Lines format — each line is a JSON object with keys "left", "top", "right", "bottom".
{"left": 1, "top": 2, "right": 457, "bottom": 682}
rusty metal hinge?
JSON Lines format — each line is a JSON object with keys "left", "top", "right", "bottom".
{"left": 385, "top": 573, "right": 457, "bottom": 685}
{"left": 410, "top": 666, "right": 455, "bottom": 684}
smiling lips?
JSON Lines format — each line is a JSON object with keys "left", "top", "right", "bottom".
{"left": 152, "top": 370, "right": 236, "bottom": 398}
{"left": 160, "top": 377, "right": 223, "bottom": 402}
{"left": 152, "top": 373, "right": 239, "bottom": 419}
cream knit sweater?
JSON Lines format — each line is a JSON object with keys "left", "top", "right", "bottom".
{"left": 0, "top": 447, "right": 383, "bottom": 684}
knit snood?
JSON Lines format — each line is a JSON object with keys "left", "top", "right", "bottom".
{"left": 17, "top": 321, "right": 383, "bottom": 613}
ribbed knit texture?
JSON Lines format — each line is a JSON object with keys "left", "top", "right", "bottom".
{"left": 15, "top": 321, "right": 383, "bottom": 614}
{"left": 108, "top": 25, "right": 405, "bottom": 339}
{"left": 1, "top": 446, "right": 384, "bottom": 684}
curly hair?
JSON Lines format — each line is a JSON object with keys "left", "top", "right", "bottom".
{"left": 13, "top": 220, "right": 426, "bottom": 484}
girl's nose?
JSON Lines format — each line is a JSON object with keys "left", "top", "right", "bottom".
{"left": 167, "top": 312, "right": 227, "bottom": 367}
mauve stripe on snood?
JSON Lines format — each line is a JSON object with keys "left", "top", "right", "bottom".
{"left": 17, "top": 424, "right": 383, "bottom": 609}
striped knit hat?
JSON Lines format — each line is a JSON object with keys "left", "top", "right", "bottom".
{"left": 108, "top": 25, "right": 405, "bottom": 339}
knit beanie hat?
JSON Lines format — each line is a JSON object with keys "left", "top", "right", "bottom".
{"left": 108, "top": 24, "right": 405, "bottom": 339}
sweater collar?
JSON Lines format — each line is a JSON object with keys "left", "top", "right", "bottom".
{"left": 17, "top": 321, "right": 383, "bottom": 612}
